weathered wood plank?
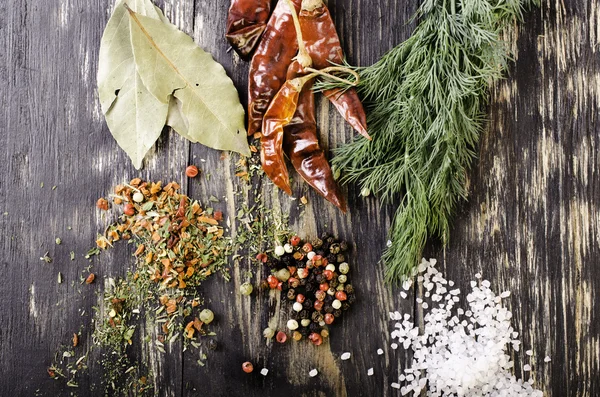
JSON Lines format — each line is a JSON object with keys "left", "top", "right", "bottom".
{"left": 433, "top": 1, "right": 600, "bottom": 397}
{"left": 1, "top": 0, "right": 599, "bottom": 395}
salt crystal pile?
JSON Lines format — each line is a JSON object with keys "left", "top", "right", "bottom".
{"left": 389, "top": 258, "right": 544, "bottom": 396}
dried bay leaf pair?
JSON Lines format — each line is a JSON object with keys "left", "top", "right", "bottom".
{"left": 98, "top": 0, "right": 250, "bottom": 169}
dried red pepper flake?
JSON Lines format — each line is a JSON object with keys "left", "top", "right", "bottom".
{"left": 96, "top": 198, "right": 109, "bottom": 211}
{"left": 123, "top": 203, "right": 135, "bottom": 216}
{"left": 185, "top": 165, "right": 199, "bottom": 178}
{"left": 85, "top": 273, "right": 96, "bottom": 284}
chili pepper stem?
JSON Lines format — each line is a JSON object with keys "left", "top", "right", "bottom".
{"left": 289, "top": 67, "right": 360, "bottom": 95}
{"left": 301, "top": 0, "right": 323, "bottom": 12}
{"left": 305, "top": 66, "right": 360, "bottom": 87}
{"left": 284, "top": 0, "right": 312, "bottom": 68}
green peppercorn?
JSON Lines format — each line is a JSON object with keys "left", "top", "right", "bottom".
{"left": 312, "top": 238, "right": 323, "bottom": 248}
{"left": 240, "top": 282, "right": 253, "bottom": 296}
{"left": 276, "top": 268, "right": 291, "bottom": 282}
{"left": 336, "top": 254, "right": 345, "bottom": 263}
{"left": 338, "top": 275, "right": 347, "bottom": 284}
{"left": 339, "top": 262, "right": 350, "bottom": 274}
{"left": 329, "top": 243, "right": 341, "bottom": 254}
{"left": 263, "top": 327, "right": 275, "bottom": 339}
{"left": 199, "top": 309, "right": 214, "bottom": 324}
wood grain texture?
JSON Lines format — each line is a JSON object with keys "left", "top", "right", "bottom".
{"left": 0, "top": 0, "right": 597, "bottom": 396}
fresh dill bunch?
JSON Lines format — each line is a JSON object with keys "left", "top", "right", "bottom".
{"left": 326, "top": 0, "right": 536, "bottom": 283}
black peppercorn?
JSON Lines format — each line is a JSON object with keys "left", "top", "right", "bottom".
{"left": 300, "top": 310, "right": 310, "bottom": 319}
{"left": 312, "top": 238, "right": 323, "bottom": 248}
{"left": 208, "top": 339, "right": 218, "bottom": 350}
{"left": 306, "top": 283, "right": 315, "bottom": 292}
{"left": 311, "top": 311, "right": 324, "bottom": 322}
{"left": 345, "top": 284, "right": 354, "bottom": 294}
{"left": 316, "top": 250, "right": 325, "bottom": 257}
{"left": 327, "top": 254, "right": 337, "bottom": 263}
{"left": 326, "top": 237, "right": 335, "bottom": 245}
{"left": 309, "top": 323, "right": 321, "bottom": 333}
{"left": 287, "top": 289, "right": 296, "bottom": 300}
{"left": 324, "top": 305, "right": 334, "bottom": 313}
{"left": 333, "top": 309, "right": 342, "bottom": 318}
{"left": 303, "top": 299, "right": 313, "bottom": 310}
{"left": 299, "top": 278, "right": 307, "bottom": 286}
{"left": 315, "top": 274, "right": 324, "bottom": 284}
{"left": 330, "top": 279, "right": 339, "bottom": 288}
{"left": 321, "top": 232, "right": 331, "bottom": 240}
{"left": 281, "top": 282, "right": 290, "bottom": 292}
{"left": 300, "top": 328, "right": 310, "bottom": 337}
{"left": 342, "top": 302, "right": 351, "bottom": 311}
{"left": 339, "top": 241, "right": 349, "bottom": 252}
{"left": 324, "top": 295, "right": 334, "bottom": 304}
{"left": 329, "top": 243, "right": 340, "bottom": 254}
{"left": 291, "top": 311, "right": 300, "bottom": 320}
{"left": 347, "top": 294, "right": 356, "bottom": 304}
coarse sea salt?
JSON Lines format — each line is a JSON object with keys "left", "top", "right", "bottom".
{"left": 309, "top": 369, "right": 318, "bottom": 377}
{"left": 341, "top": 352, "right": 351, "bottom": 360}
{"left": 367, "top": 368, "right": 374, "bottom": 376}
{"left": 260, "top": 368, "right": 269, "bottom": 376}
{"left": 387, "top": 258, "right": 545, "bottom": 396}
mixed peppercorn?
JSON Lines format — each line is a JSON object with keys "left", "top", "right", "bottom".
{"left": 260, "top": 234, "right": 356, "bottom": 345}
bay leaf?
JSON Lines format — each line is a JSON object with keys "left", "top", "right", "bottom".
{"left": 97, "top": 0, "right": 168, "bottom": 169}
{"left": 126, "top": 8, "right": 251, "bottom": 157}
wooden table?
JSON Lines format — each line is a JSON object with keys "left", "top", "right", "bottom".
{"left": 1, "top": 0, "right": 598, "bottom": 395}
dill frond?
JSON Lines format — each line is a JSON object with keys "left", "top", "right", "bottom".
{"left": 329, "top": 0, "right": 537, "bottom": 282}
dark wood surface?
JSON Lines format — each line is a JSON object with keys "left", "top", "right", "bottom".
{"left": 1, "top": 0, "right": 599, "bottom": 396}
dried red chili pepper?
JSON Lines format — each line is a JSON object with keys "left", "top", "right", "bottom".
{"left": 225, "top": 0, "right": 272, "bottom": 59}
{"left": 260, "top": 76, "right": 307, "bottom": 195}
{"left": 248, "top": 0, "right": 302, "bottom": 137}
{"left": 299, "top": 0, "right": 370, "bottom": 140}
{"left": 282, "top": 63, "right": 347, "bottom": 212}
